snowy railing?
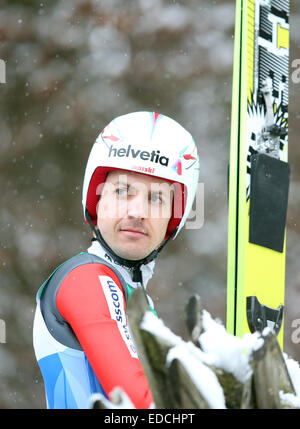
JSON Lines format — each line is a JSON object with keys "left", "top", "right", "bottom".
{"left": 92, "top": 289, "right": 300, "bottom": 409}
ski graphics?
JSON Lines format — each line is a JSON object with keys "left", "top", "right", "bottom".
{"left": 227, "top": 0, "right": 290, "bottom": 349}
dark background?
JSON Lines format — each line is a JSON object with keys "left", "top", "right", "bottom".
{"left": 0, "top": 0, "right": 299, "bottom": 408}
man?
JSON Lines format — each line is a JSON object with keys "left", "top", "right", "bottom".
{"left": 33, "top": 111, "right": 200, "bottom": 409}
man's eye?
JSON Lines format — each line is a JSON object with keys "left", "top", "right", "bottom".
{"left": 150, "top": 194, "right": 163, "bottom": 204}
{"left": 116, "top": 187, "right": 128, "bottom": 196}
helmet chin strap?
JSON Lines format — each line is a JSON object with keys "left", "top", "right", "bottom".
{"left": 85, "top": 209, "right": 176, "bottom": 284}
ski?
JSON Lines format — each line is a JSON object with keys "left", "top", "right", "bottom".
{"left": 226, "top": 0, "right": 290, "bottom": 349}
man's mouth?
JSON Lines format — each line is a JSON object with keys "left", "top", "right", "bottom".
{"left": 119, "top": 225, "right": 148, "bottom": 237}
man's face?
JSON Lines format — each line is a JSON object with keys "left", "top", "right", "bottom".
{"left": 96, "top": 170, "right": 174, "bottom": 260}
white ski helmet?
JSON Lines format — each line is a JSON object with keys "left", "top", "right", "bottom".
{"left": 82, "top": 111, "right": 199, "bottom": 240}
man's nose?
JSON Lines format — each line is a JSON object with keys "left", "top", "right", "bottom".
{"left": 127, "top": 193, "right": 148, "bottom": 219}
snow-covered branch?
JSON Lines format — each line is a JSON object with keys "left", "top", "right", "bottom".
{"left": 92, "top": 289, "right": 300, "bottom": 409}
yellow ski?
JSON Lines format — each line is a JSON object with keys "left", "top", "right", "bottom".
{"left": 227, "top": 0, "right": 290, "bottom": 349}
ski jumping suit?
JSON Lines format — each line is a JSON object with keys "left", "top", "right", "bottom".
{"left": 33, "top": 240, "right": 155, "bottom": 409}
